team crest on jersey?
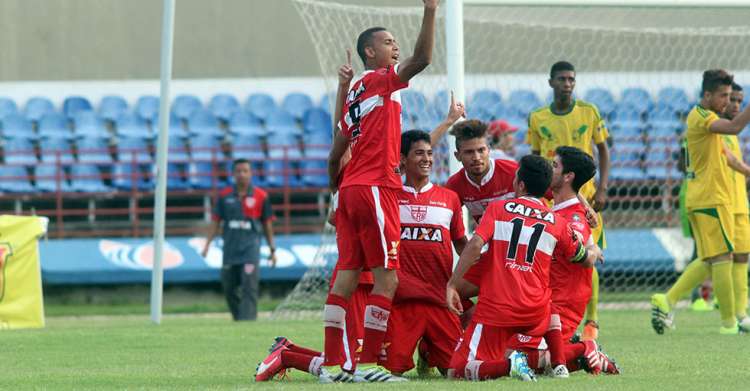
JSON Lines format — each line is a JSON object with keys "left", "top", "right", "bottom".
{"left": 410, "top": 205, "right": 428, "bottom": 222}
{"left": 401, "top": 226, "right": 443, "bottom": 242}
{"left": 244, "top": 197, "right": 256, "bottom": 209}
{"left": 0, "top": 243, "right": 12, "bottom": 302}
{"left": 571, "top": 213, "right": 581, "bottom": 222}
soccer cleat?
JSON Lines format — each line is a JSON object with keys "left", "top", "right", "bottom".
{"left": 318, "top": 367, "right": 355, "bottom": 383}
{"left": 579, "top": 340, "right": 602, "bottom": 375}
{"left": 651, "top": 293, "right": 674, "bottom": 334}
{"left": 268, "top": 336, "right": 293, "bottom": 353}
{"left": 581, "top": 320, "right": 599, "bottom": 341}
{"left": 550, "top": 364, "right": 569, "bottom": 378}
{"left": 738, "top": 317, "right": 750, "bottom": 334}
{"left": 719, "top": 324, "right": 740, "bottom": 335}
{"left": 691, "top": 298, "right": 713, "bottom": 312}
{"left": 255, "top": 346, "right": 288, "bottom": 382}
{"left": 353, "top": 365, "right": 408, "bottom": 382}
{"left": 508, "top": 350, "right": 537, "bottom": 382}
{"left": 569, "top": 333, "right": 581, "bottom": 344}
{"left": 596, "top": 346, "right": 621, "bottom": 375}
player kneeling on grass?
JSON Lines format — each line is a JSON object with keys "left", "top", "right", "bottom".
{"left": 445, "top": 155, "right": 603, "bottom": 382}
{"left": 377, "top": 130, "right": 468, "bottom": 377}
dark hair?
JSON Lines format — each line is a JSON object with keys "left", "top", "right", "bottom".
{"left": 732, "top": 82, "right": 743, "bottom": 92}
{"left": 517, "top": 155, "right": 552, "bottom": 197}
{"left": 550, "top": 61, "right": 575, "bottom": 79}
{"left": 556, "top": 146, "right": 596, "bottom": 192}
{"left": 232, "top": 158, "right": 251, "bottom": 170}
{"left": 401, "top": 129, "right": 431, "bottom": 156}
{"left": 357, "top": 27, "right": 387, "bottom": 65}
{"left": 701, "top": 69, "right": 734, "bottom": 95}
{"left": 449, "top": 119, "right": 487, "bottom": 151}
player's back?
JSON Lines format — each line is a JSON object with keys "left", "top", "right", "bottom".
{"left": 550, "top": 198, "right": 593, "bottom": 304}
{"left": 338, "top": 65, "right": 409, "bottom": 190}
{"left": 445, "top": 158, "right": 518, "bottom": 223}
{"left": 685, "top": 105, "right": 732, "bottom": 208}
{"left": 471, "top": 196, "right": 583, "bottom": 327}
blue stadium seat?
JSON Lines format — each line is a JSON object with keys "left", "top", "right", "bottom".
{"left": 208, "top": 94, "right": 240, "bottom": 121}
{"left": 620, "top": 88, "right": 653, "bottom": 113}
{"left": 99, "top": 95, "right": 129, "bottom": 122}
{"left": 266, "top": 109, "right": 301, "bottom": 136}
{"left": 70, "top": 164, "right": 111, "bottom": 193}
{"left": 117, "top": 137, "right": 152, "bottom": 163}
{"left": 300, "top": 159, "right": 328, "bottom": 187}
{"left": 152, "top": 112, "right": 191, "bottom": 138}
{"left": 77, "top": 138, "right": 112, "bottom": 163}
{"left": 432, "top": 90, "right": 451, "bottom": 118}
{"left": 611, "top": 122, "right": 643, "bottom": 142}
{"left": 35, "top": 165, "right": 73, "bottom": 192}
{"left": 39, "top": 137, "right": 75, "bottom": 164}
{"left": 24, "top": 97, "right": 55, "bottom": 121}
{"left": 611, "top": 105, "right": 643, "bottom": 125}
{"left": 467, "top": 105, "right": 492, "bottom": 122}
{"left": 191, "top": 134, "right": 223, "bottom": 161}
{"left": 657, "top": 87, "right": 690, "bottom": 114}
{"left": 172, "top": 94, "right": 202, "bottom": 121}
{"left": 583, "top": 88, "right": 616, "bottom": 117}
{"left": 62, "top": 96, "right": 93, "bottom": 118}
{"left": 508, "top": 90, "right": 542, "bottom": 117}
{"left": 166, "top": 162, "right": 191, "bottom": 190}
{"left": 304, "top": 132, "right": 331, "bottom": 159}
{"left": 115, "top": 113, "right": 152, "bottom": 139}
{"left": 187, "top": 109, "right": 223, "bottom": 138}
{"left": 470, "top": 89, "right": 502, "bottom": 110}
{"left": 488, "top": 102, "right": 516, "bottom": 121}
{"left": 282, "top": 92, "right": 314, "bottom": 119}
{"left": 411, "top": 109, "right": 440, "bottom": 130}
{"left": 401, "top": 90, "right": 429, "bottom": 113}
{"left": 302, "top": 107, "right": 332, "bottom": 135}
{"left": 228, "top": 111, "right": 265, "bottom": 137}
{"left": 647, "top": 104, "right": 680, "bottom": 122}
{"left": 3, "top": 138, "right": 37, "bottom": 165}
{"left": 267, "top": 131, "right": 301, "bottom": 159}
{"left": 0, "top": 97, "right": 18, "bottom": 119}
{"left": 167, "top": 135, "right": 190, "bottom": 163}
{"left": 231, "top": 134, "right": 265, "bottom": 160}
{"left": 263, "top": 160, "right": 297, "bottom": 188}
{"left": 189, "top": 161, "right": 220, "bottom": 189}
{"left": 245, "top": 93, "right": 277, "bottom": 120}
{"left": 647, "top": 122, "right": 682, "bottom": 140}
{"left": 38, "top": 113, "right": 72, "bottom": 139}
{"left": 1, "top": 114, "right": 35, "bottom": 140}
{"left": 135, "top": 95, "right": 160, "bottom": 122}
{"left": 112, "top": 163, "right": 153, "bottom": 191}
{"left": 610, "top": 166, "right": 645, "bottom": 180}
{"left": 319, "top": 92, "right": 335, "bottom": 112}
{"left": 0, "top": 165, "right": 35, "bottom": 193}
{"left": 72, "top": 111, "right": 108, "bottom": 139}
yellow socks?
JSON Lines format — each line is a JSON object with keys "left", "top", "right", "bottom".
{"left": 712, "top": 261, "right": 736, "bottom": 328}
{"left": 732, "top": 262, "right": 748, "bottom": 319}
{"left": 585, "top": 267, "right": 599, "bottom": 322}
{"left": 666, "top": 259, "right": 710, "bottom": 306}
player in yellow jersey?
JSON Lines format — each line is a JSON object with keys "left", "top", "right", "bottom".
{"left": 651, "top": 70, "right": 750, "bottom": 335}
{"left": 527, "top": 61, "right": 610, "bottom": 341}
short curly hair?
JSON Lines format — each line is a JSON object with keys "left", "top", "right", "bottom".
{"left": 449, "top": 119, "right": 487, "bottom": 151}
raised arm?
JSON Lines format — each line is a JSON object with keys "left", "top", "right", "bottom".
{"left": 710, "top": 105, "right": 750, "bottom": 134}
{"left": 328, "top": 51, "right": 355, "bottom": 193}
{"left": 397, "top": 0, "right": 438, "bottom": 83}
{"left": 430, "top": 90, "right": 465, "bottom": 146}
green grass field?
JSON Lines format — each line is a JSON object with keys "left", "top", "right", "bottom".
{"left": 1, "top": 309, "right": 748, "bottom": 390}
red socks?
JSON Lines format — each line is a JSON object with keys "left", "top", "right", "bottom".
{"left": 360, "top": 294, "right": 392, "bottom": 364}
{"left": 545, "top": 328, "right": 565, "bottom": 367}
{"left": 323, "top": 293, "right": 350, "bottom": 367}
{"left": 281, "top": 350, "right": 324, "bottom": 376}
{"left": 460, "top": 360, "right": 510, "bottom": 380}
{"left": 565, "top": 342, "right": 586, "bottom": 371}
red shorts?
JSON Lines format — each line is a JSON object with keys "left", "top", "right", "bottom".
{"left": 553, "top": 299, "right": 587, "bottom": 341}
{"left": 450, "top": 320, "right": 547, "bottom": 375}
{"left": 336, "top": 185, "right": 400, "bottom": 270}
{"left": 381, "top": 302, "right": 462, "bottom": 373}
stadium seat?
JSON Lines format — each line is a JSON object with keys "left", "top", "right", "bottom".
{"left": 611, "top": 105, "right": 644, "bottom": 126}
{"left": 187, "top": 109, "right": 223, "bottom": 138}
{"left": 3, "top": 137, "right": 37, "bottom": 165}
{"left": 112, "top": 163, "right": 153, "bottom": 191}
{"left": 647, "top": 104, "right": 680, "bottom": 122}
{"left": 646, "top": 122, "right": 681, "bottom": 140}
{"left": 38, "top": 113, "right": 72, "bottom": 139}
{"left": 231, "top": 133, "right": 266, "bottom": 160}
{"left": 39, "top": 137, "right": 75, "bottom": 164}
{"left": 189, "top": 161, "right": 221, "bottom": 189}
{"left": 0, "top": 97, "right": 18, "bottom": 119}
{"left": 657, "top": 87, "right": 691, "bottom": 113}
{"left": 98, "top": 95, "right": 129, "bottom": 122}
{"left": 411, "top": 109, "right": 440, "bottom": 130}
{"left": 35, "top": 165, "right": 73, "bottom": 192}
{"left": 191, "top": 134, "right": 223, "bottom": 161}
{"left": 208, "top": 94, "right": 240, "bottom": 121}
{"left": 228, "top": 111, "right": 265, "bottom": 137}
{"left": 401, "top": 90, "right": 429, "bottom": 113}
{"left": 319, "top": 92, "right": 335, "bottom": 112}
{"left": 167, "top": 135, "right": 190, "bottom": 163}
{"left": 135, "top": 95, "right": 160, "bottom": 122}
{"left": 77, "top": 138, "right": 113, "bottom": 163}
{"left": 245, "top": 93, "right": 277, "bottom": 120}
{"left": 70, "top": 164, "right": 111, "bottom": 193}
{"left": 267, "top": 131, "right": 302, "bottom": 159}
{"left": 303, "top": 132, "right": 331, "bottom": 158}
{"left": 0, "top": 165, "right": 35, "bottom": 193}
{"left": 166, "top": 162, "right": 191, "bottom": 190}
{"left": 432, "top": 90, "right": 451, "bottom": 118}
{"left": 151, "top": 112, "right": 191, "bottom": 138}
{"left": 24, "top": 97, "right": 55, "bottom": 121}
{"left": 466, "top": 105, "right": 492, "bottom": 122}
{"left": 302, "top": 107, "right": 332, "bottom": 135}
{"left": 1, "top": 114, "right": 36, "bottom": 140}
{"left": 611, "top": 122, "right": 643, "bottom": 142}
{"left": 172, "top": 94, "right": 202, "bottom": 121}
{"left": 508, "top": 90, "right": 542, "bottom": 117}
{"left": 488, "top": 102, "right": 517, "bottom": 121}
{"left": 62, "top": 96, "right": 93, "bottom": 118}
{"left": 610, "top": 166, "right": 645, "bottom": 180}
{"left": 300, "top": 159, "right": 328, "bottom": 187}
{"left": 266, "top": 109, "right": 301, "bottom": 136}
{"left": 584, "top": 88, "right": 616, "bottom": 117}
{"left": 72, "top": 111, "right": 108, "bottom": 139}
{"left": 620, "top": 87, "right": 653, "bottom": 113}
{"left": 115, "top": 112, "right": 152, "bottom": 139}
{"left": 263, "top": 160, "right": 299, "bottom": 188}
{"left": 117, "top": 137, "right": 152, "bottom": 163}
{"left": 470, "top": 89, "right": 502, "bottom": 111}
{"left": 281, "top": 92, "right": 314, "bottom": 119}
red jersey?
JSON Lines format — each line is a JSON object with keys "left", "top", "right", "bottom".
{"left": 445, "top": 158, "right": 518, "bottom": 223}
{"left": 338, "top": 64, "right": 409, "bottom": 189}
{"left": 394, "top": 183, "right": 465, "bottom": 306}
{"left": 550, "top": 197, "right": 594, "bottom": 304}
{"left": 471, "top": 196, "right": 586, "bottom": 327}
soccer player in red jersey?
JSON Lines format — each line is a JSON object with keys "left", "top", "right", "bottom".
{"left": 379, "top": 130, "right": 467, "bottom": 377}
{"left": 323, "top": 0, "right": 438, "bottom": 382}
{"left": 445, "top": 155, "right": 602, "bottom": 382}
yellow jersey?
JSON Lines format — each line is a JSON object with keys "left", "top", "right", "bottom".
{"left": 685, "top": 105, "right": 732, "bottom": 209}
{"left": 722, "top": 134, "right": 749, "bottom": 214}
{"left": 527, "top": 99, "right": 609, "bottom": 201}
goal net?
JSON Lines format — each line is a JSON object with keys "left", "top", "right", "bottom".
{"left": 273, "top": 0, "right": 750, "bottom": 318}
